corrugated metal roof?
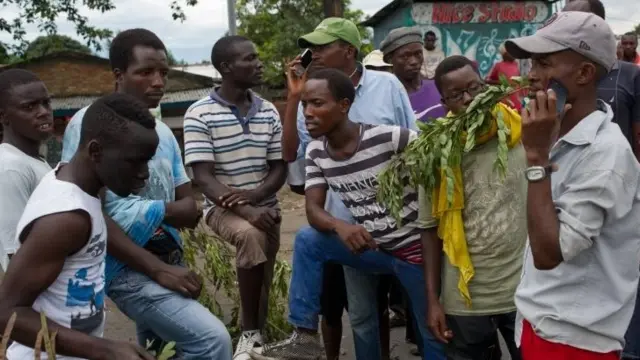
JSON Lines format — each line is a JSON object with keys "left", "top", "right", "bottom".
{"left": 52, "top": 88, "right": 211, "bottom": 111}
{"left": 171, "top": 64, "right": 221, "bottom": 80}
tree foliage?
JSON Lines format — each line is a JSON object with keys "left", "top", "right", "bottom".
{"left": 24, "top": 34, "right": 91, "bottom": 59}
{"left": 0, "top": 42, "right": 10, "bottom": 63}
{"left": 0, "top": 0, "right": 198, "bottom": 55}
{"left": 167, "top": 49, "right": 187, "bottom": 66}
{"left": 237, "top": 0, "right": 372, "bottom": 86}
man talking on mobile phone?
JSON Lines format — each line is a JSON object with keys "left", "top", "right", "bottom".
{"left": 505, "top": 11, "right": 640, "bottom": 359}
{"left": 277, "top": 17, "right": 422, "bottom": 360}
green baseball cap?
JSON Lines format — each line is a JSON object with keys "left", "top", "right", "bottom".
{"left": 298, "top": 17, "right": 362, "bottom": 49}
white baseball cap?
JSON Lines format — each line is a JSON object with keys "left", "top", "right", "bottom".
{"left": 363, "top": 50, "right": 391, "bottom": 69}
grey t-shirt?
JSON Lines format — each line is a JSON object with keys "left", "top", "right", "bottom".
{"left": 597, "top": 60, "right": 640, "bottom": 147}
{"left": 0, "top": 143, "right": 51, "bottom": 270}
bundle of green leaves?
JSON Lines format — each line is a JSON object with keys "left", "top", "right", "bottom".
{"left": 377, "top": 76, "right": 528, "bottom": 225}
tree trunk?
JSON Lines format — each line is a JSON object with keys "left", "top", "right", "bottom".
{"left": 323, "top": 0, "right": 343, "bottom": 18}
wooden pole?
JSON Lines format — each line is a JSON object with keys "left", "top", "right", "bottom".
{"left": 323, "top": 0, "right": 344, "bottom": 18}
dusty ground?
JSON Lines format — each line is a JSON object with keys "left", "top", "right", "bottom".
{"left": 103, "top": 188, "right": 509, "bottom": 359}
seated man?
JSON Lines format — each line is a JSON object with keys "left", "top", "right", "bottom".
{"left": 0, "top": 93, "right": 158, "bottom": 359}
{"left": 62, "top": 29, "right": 232, "bottom": 359}
{"left": 253, "top": 69, "right": 444, "bottom": 360}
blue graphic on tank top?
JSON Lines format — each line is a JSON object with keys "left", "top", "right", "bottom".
{"left": 64, "top": 232, "right": 106, "bottom": 333}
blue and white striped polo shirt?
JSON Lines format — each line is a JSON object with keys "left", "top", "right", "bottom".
{"left": 183, "top": 88, "right": 283, "bottom": 211}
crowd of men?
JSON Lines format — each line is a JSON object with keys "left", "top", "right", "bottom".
{"left": 0, "top": 0, "right": 639, "bottom": 359}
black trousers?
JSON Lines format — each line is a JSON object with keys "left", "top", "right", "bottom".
{"left": 445, "top": 311, "right": 520, "bottom": 360}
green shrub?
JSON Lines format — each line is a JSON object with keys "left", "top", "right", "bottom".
{"left": 181, "top": 227, "right": 293, "bottom": 342}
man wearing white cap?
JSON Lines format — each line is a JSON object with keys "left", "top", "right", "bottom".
{"left": 363, "top": 50, "right": 392, "bottom": 72}
{"left": 505, "top": 11, "right": 640, "bottom": 360}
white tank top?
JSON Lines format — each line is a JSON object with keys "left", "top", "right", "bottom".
{"left": 8, "top": 166, "right": 107, "bottom": 360}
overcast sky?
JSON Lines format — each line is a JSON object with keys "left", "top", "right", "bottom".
{"left": 0, "top": 0, "right": 637, "bottom": 63}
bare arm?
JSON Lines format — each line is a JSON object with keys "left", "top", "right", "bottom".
{"left": 526, "top": 154, "right": 625, "bottom": 270}
{"left": 305, "top": 178, "right": 376, "bottom": 252}
{"left": 164, "top": 183, "right": 200, "bottom": 229}
{"left": 421, "top": 228, "right": 442, "bottom": 303}
{"left": 525, "top": 154, "right": 563, "bottom": 270}
{"left": 105, "top": 214, "right": 202, "bottom": 299}
{"left": 251, "top": 160, "right": 287, "bottom": 202}
{"left": 305, "top": 186, "right": 343, "bottom": 232}
{"left": 631, "top": 68, "right": 640, "bottom": 161}
{"left": 417, "top": 187, "right": 452, "bottom": 343}
{"left": 282, "top": 58, "right": 308, "bottom": 163}
{"left": 0, "top": 212, "right": 111, "bottom": 358}
{"left": 191, "top": 162, "right": 254, "bottom": 218}
{"left": 632, "top": 123, "right": 640, "bottom": 161}
{"left": 191, "top": 162, "right": 229, "bottom": 207}
{"left": 282, "top": 94, "right": 302, "bottom": 162}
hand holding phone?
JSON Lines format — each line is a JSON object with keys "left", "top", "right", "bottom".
{"left": 294, "top": 49, "right": 313, "bottom": 77}
{"left": 286, "top": 51, "right": 311, "bottom": 96}
{"left": 521, "top": 78, "right": 571, "bottom": 156}
{"left": 547, "top": 79, "right": 568, "bottom": 115}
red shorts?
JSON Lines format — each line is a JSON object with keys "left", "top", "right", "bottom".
{"left": 521, "top": 320, "right": 620, "bottom": 360}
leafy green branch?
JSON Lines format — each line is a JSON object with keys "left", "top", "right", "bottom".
{"left": 181, "top": 227, "right": 293, "bottom": 343}
{"left": 377, "top": 77, "right": 528, "bottom": 225}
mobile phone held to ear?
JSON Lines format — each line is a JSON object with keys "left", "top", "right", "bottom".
{"left": 548, "top": 79, "right": 568, "bottom": 115}
{"left": 300, "top": 49, "right": 313, "bottom": 69}
{"left": 295, "top": 49, "right": 313, "bottom": 76}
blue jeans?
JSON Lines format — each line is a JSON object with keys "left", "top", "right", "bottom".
{"left": 343, "top": 265, "right": 383, "bottom": 360}
{"left": 624, "top": 283, "right": 640, "bottom": 359}
{"left": 289, "top": 226, "right": 445, "bottom": 360}
{"left": 107, "top": 267, "right": 233, "bottom": 360}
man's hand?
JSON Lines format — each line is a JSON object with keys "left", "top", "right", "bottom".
{"left": 334, "top": 223, "right": 378, "bottom": 254}
{"left": 427, "top": 301, "right": 453, "bottom": 344}
{"left": 219, "top": 189, "right": 260, "bottom": 208}
{"left": 152, "top": 264, "right": 203, "bottom": 299}
{"left": 286, "top": 56, "right": 308, "bottom": 97}
{"left": 241, "top": 206, "right": 281, "bottom": 231}
{"left": 521, "top": 89, "right": 572, "bottom": 162}
{"left": 97, "top": 340, "right": 154, "bottom": 360}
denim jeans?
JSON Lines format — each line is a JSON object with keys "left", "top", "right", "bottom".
{"left": 288, "top": 226, "right": 445, "bottom": 360}
{"left": 624, "top": 283, "right": 640, "bottom": 359}
{"left": 107, "top": 266, "right": 233, "bottom": 360}
{"left": 343, "top": 265, "right": 383, "bottom": 360}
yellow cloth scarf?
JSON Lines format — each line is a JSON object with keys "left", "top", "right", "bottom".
{"left": 431, "top": 103, "right": 522, "bottom": 307}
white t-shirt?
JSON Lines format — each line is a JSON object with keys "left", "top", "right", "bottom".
{"left": 0, "top": 143, "right": 51, "bottom": 270}
{"left": 7, "top": 166, "right": 107, "bottom": 360}
{"left": 421, "top": 48, "right": 446, "bottom": 79}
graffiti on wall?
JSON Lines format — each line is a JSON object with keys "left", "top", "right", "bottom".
{"left": 412, "top": 2, "right": 550, "bottom": 24}
{"left": 410, "top": 1, "right": 551, "bottom": 76}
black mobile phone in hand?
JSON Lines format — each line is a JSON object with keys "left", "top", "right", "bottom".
{"left": 548, "top": 79, "right": 568, "bottom": 115}
{"left": 295, "top": 49, "right": 313, "bottom": 76}
{"left": 300, "top": 48, "right": 313, "bottom": 69}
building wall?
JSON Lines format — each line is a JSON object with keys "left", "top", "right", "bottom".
{"left": 371, "top": 1, "right": 555, "bottom": 76}
{"left": 372, "top": 6, "right": 411, "bottom": 49}
{"left": 15, "top": 57, "right": 211, "bottom": 98}
{"left": 26, "top": 59, "right": 114, "bottom": 97}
